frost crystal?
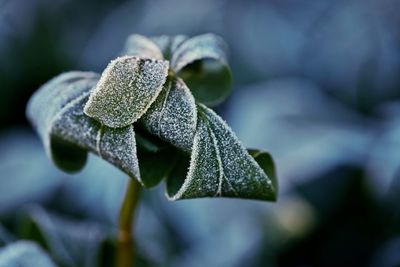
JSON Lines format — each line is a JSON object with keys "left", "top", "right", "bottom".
{"left": 52, "top": 90, "right": 140, "bottom": 179}
{"left": 27, "top": 72, "right": 99, "bottom": 171}
{"left": 167, "top": 104, "right": 276, "bottom": 201}
{"left": 28, "top": 72, "right": 140, "bottom": 180}
{"left": 201, "top": 105, "right": 275, "bottom": 199}
{"left": 141, "top": 77, "right": 196, "bottom": 152}
{"left": 84, "top": 56, "right": 169, "bottom": 128}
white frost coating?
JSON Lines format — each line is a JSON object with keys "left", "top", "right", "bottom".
{"left": 52, "top": 92, "right": 141, "bottom": 179}
{"left": 201, "top": 105, "right": 275, "bottom": 199}
{"left": 84, "top": 56, "right": 169, "bottom": 128}
{"left": 26, "top": 72, "right": 99, "bottom": 163}
{"left": 167, "top": 112, "right": 239, "bottom": 200}
{"left": 168, "top": 104, "right": 275, "bottom": 200}
{"left": 141, "top": 78, "right": 197, "bottom": 152}
{"left": 122, "top": 34, "right": 164, "bottom": 60}
{"left": 167, "top": 115, "right": 220, "bottom": 200}
{"left": 170, "top": 33, "right": 228, "bottom": 73}
{"left": 99, "top": 125, "right": 141, "bottom": 181}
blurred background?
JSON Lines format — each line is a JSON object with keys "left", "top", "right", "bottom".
{"left": 1, "top": 0, "right": 400, "bottom": 266}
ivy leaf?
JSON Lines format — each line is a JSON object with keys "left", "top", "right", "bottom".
{"left": 122, "top": 34, "right": 164, "bottom": 60}
{"left": 84, "top": 56, "right": 169, "bottom": 128}
{"left": 170, "top": 34, "right": 232, "bottom": 106}
{"left": 166, "top": 104, "right": 276, "bottom": 201}
{"left": 141, "top": 77, "right": 197, "bottom": 152}
{"left": 0, "top": 241, "right": 58, "bottom": 267}
{"left": 27, "top": 72, "right": 141, "bottom": 181}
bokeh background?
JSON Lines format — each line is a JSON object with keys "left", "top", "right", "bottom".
{"left": 1, "top": 0, "right": 400, "bottom": 266}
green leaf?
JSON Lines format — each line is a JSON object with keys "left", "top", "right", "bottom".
{"left": 137, "top": 146, "right": 178, "bottom": 188}
{"left": 0, "top": 241, "right": 58, "bottom": 267}
{"left": 27, "top": 72, "right": 99, "bottom": 173}
{"left": 248, "top": 149, "right": 278, "bottom": 201}
{"left": 141, "top": 77, "right": 197, "bottom": 152}
{"left": 170, "top": 34, "right": 232, "bottom": 106}
{"left": 84, "top": 56, "right": 169, "bottom": 128}
{"left": 27, "top": 72, "right": 141, "bottom": 181}
{"left": 122, "top": 34, "right": 164, "bottom": 60}
{"left": 20, "top": 206, "right": 108, "bottom": 267}
{"left": 166, "top": 104, "right": 276, "bottom": 201}
{"left": 135, "top": 130, "right": 169, "bottom": 154}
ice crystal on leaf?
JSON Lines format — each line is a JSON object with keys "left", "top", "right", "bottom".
{"left": 84, "top": 56, "right": 169, "bottom": 128}
{"left": 26, "top": 33, "right": 277, "bottom": 201}
{"left": 166, "top": 105, "right": 276, "bottom": 201}
{"left": 141, "top": 77, "right": 197, "bottom": 152}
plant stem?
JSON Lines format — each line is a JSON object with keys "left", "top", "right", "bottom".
{"left": 116, "top": 177, "right": 141, "bottom": 267}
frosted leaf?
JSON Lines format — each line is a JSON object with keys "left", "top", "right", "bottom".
{"left": 166, "top": 115, "right": 221, "bottom": 199}
{"left": 99, "top": 126, "right": 140, "bottom": 180}
{"left": 171, "top": 33, "right": 228, "bottom": 72}
{"left": 27, "top": 72, "right": 141, "bottom": 181}
{"left": 27, "top": 72, "right": 99, "bottom": 172}
{"left": 169, "top": 34, "right": 232, "bottom": 106}
{"left": 248, "top": 149, "right": 278, "bottom": 196}
{"left": 27, "top": 33, "right": 277, "bottom": 201}
{"left": 84, "top": 56, "right": 169, "bottom": 128}
{"left": 167, "top": 104, "right": 276, "bottom": 201}
{"left": 26, "top": 71, "right": 99, "bottom": 148}
{"left": 201, "top": 105, "right": 276, "bottom": 200}
{"left": 52, "top": 92, "right": 140, "bottom": 180}
{"left": 122, "top": 34, "right": 164, "bottom": 60}
{"left": 150, "top": 35, "right": 188, "bottom": 60}
{"left": 0, "top": 241, "right": 58, "bottom": 267}
{"left": 141, "top": 77, "right": 197, "bottom": 152}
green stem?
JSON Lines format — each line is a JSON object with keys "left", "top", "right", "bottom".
{"left": 116, "top": 177, "right": 141, "bottom": 267}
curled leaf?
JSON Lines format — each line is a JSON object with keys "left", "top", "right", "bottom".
{"left": 150, "top": 35, "right": 188, "bottom": 60}
{"left": 170, "top": 34, "right": 232, "bottom": 106}
{"left": 27, "top": 72, "right": 99, "bottom": 172}
{"left": 248, "top": 149, "right": 278, "bottom": 200}
{"left": 122, "top": 34, "right": 164, "bottom": 60}
{"left": 84, "top": 56, "right": 169, "bottom": 128}
{"left": 122, "top": 33, "right": 232, "bottom": 106}
{"left": 27, "top": 72, "right": 141, "bottom": 180}
{"left": 141, "top": 77, "right": 197, "bottom": 152}
{"left": 166, "top": 104, "right": 276, "bottom": 201}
